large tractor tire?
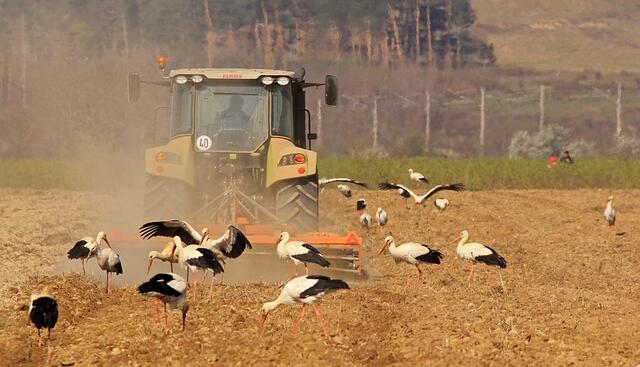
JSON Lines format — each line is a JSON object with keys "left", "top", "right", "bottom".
{"left": 143, "top": 174, "right": 193, "bottom": 220}
{"left": 275, "top": 174, "right": 319, "bottom": 233}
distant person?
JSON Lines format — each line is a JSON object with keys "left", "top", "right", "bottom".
{"left": 560, "top": 150, "right": 574, "bottom": 164}
{"left": 219, "top": 95, "right": 250, "bottom": 130}
{"left": 548, "top": 153, "right": 558, "bottom": 168}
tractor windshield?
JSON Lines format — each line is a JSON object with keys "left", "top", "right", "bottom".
{"left": 195, "top": 81, "right": 268, "bottom": 152}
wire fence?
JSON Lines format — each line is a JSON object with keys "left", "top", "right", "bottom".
{"left": 314, "top": 82, "right": 639, "bottom": 157}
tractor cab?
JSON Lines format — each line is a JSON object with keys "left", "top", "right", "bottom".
{"left": 128, "top": 65, "right": 337, "bottom": 232}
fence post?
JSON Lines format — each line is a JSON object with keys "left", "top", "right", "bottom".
{"left": 372, "top": 94, "right": 379, "bottom": 150}
{"left": 480, "top": 87, "right": 485, "bottom": 155}
{"left": 616, "top": 82, "right": 622, "bottom": 138}
{"left": 539, "top": 85, "right": 545, "bottom": 131}
{"left": 425, "top": 90, "right": 431, "bottom": 153}
{"left": 316, "top": 98, "right": 322, "bottom": 145}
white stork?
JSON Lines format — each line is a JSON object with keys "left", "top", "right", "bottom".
{"left": 336, "top": 184, "right": 352, "bottom": 198}
{"left": 66, "top": 231, "right": 110, "bottom": 275}
{"left": 453, "top": 230, "right": 507, "bottom": 285}
{"left": 29, "top": 293, "right": 58, "bottom": 348}
{"left": 375, "top": 207, "right": 388, "bottom": 227}
{"left": 434, "top": 198, "right": 449, "bottom": 211}
{"left": 408, "top": 169, "right": 428, "bottom": 186}
{"left": 356, "top": 198, "right": 367, "bottom": 211}
{"left": 377, "top": 236, "right": 443, "bottom": 288}
{"left": 378, "top": 182, "right": 465, "bottom": 205}
{"left": 138, "top": 273, "right": 189, "bottom": 330}
{"left": 147, "top": 241, "right": 179, "bottom": 274}
{"left": 260, "top": 275, "right": 349, "bottom": 337}
{"left": 604, "top": 195, "right": 616, "bottom": 230}
{"left": 91, "top": 240, "right": 122, "bottom": 294}
{"left": 276, "top": 231, "right": 331, "bottom": 277}
{"left": 170, "top": 236, "right": 223, "bottom": 300}
{"left": 359, "top": 212, "right": 372, "bottom": 231}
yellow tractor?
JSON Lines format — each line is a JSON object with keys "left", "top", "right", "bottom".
{"left": 126, "top": 58, "right": 362, "bottom": 278}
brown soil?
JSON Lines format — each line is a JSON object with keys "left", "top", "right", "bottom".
{"left": 1, "top": 188, "right": 639, "bottom": 366}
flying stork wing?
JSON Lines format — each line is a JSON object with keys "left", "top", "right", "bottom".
{"left": 378, "top": 182, "right": 417, "bottom": 200}
{"left": 139, "top": 220, "right": 201, "bottom": 245}
{"left": 319, "top": 178, "right": 368, "bottom": 189}
{"left": 418, "top": 183, "right": 465, "bottom": 202}
{"left": 219, "top": 225, "right": 252, "bottom": 258}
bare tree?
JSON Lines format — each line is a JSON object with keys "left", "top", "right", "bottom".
{"left": 203, "top": 0, "right": 215, "bottom": 67}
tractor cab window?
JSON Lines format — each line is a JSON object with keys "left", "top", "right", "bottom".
{"left": 195, "top": 82, "right": 268, "bottom": 152}
{"left": 271, "top": 85, "right": 294, "bottom": 139}
{"left": 171, "top": 84, "right": 192, "bottom": 136}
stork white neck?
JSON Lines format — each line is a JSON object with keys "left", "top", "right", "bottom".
{"left": 456, "top": 231, "right": 470, "bottom": 251}
{"left": 276, "top": 232, "right": 291, "bottom": 257}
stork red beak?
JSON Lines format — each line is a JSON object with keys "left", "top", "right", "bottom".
{"left": 104, "top": 237, "right": 112, "bottom": 249}
{"left": 259, "top": 313, "right": 268, "bottom": 334}
{"left": 147, "top": 259, "right": 154, "bottom": 275}
{"left": 182, "top": 312, "right": 187, "bottom": 331}
{"left": 377, "top": 243, "right": 387, "bottom": 256}
{"left": 170, "top": 245, "right": 177, "bottom": 260}
{"left": 452, "top": 236, "right": 461, "bottom": 244}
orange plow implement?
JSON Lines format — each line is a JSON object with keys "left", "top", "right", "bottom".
{"left": 109, "top": 221, "right": 365, "bottom": 282}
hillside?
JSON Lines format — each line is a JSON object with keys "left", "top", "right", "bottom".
{"left": 471, "top": 0, "right": 640, "bottom": 72}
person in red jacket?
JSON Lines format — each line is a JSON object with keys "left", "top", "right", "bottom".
{"left": 548, "top": 153, "right": 558, "bottom": 168}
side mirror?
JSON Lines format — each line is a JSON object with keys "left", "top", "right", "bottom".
{"left": 325, "top": 75, "right": 338, "bottom": 106}
{"left": 128, "top": 72, "right": 141, "bottom": 103}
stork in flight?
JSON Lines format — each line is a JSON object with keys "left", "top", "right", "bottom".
{"left": 378, "top": 182, "right": 465, "bottom": 205}
{"left": 319, "top": 177, "right": 368, "bottom": 189}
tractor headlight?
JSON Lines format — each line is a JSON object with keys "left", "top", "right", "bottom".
{"left": 276, "top": 77, "right": 290, "bottom": 85}
{"left": 175, "top": 75, "right": 188, "bottom": 84}
{"left": 191, "top": 75, "right": 204, "bottom": 83}
{"left": 261, "top": 76, "right": 274, "bottom": 85}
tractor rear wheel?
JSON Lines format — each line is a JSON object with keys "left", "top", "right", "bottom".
{"left": 275, "top": 174, "right": 319, "bottom": 233}
{"left": 143, "top": 174, "right": 193, "bottom": 220}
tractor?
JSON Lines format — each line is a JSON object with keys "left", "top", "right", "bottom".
{"left": 125, "top": 58, "right": 363, "bottom": 278}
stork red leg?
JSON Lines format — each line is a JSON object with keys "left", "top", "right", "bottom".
{"left": 81, "top": 259, "right": 86, "bottom": 276}
{"left": 311, "top": 304, "right": 329, "bottom": 337}
{"left": 208, "top": 272, "right": 215, "bottom": 300}
{"left": 105, "top": 271, "right": 110, "bottom": 294}
{"left": 404, "top": 266, "right": 422, "bottom": 289}
{"left": 163, "top": 305, "right": 169, "bottom": 328}
{"left": 202, "top": 270, "right": 208, "bottom": 284}
{"left": 170, "top": 262, "right": 174, "bottom": 272}
{"left": 37, "top": 329, "right": 42, "bottom": 347}
{"left": 46, "top": 330, "right": 53, "bottom": 366}
{"left": 192, "top": 271, "right": 198, "bottom": 300}
{"left": 219, "top": 272, "right": 224, "bottom": 286}
{"left": 291, "top": 305, "right": 307, "bottom": 335}
{"left": 154, "top": 299, "right": 161, "bottom": 324}
{"left": 466, "top": 263, "right": 475, "bottom": 285}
